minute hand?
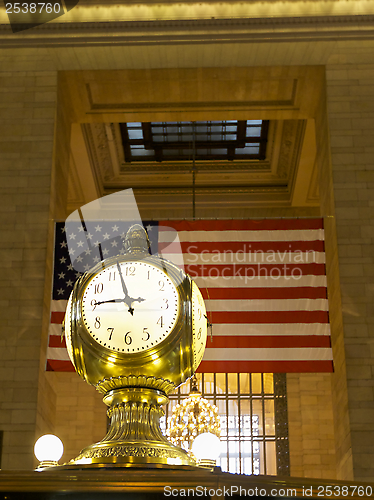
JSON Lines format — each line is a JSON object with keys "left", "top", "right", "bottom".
{"left": 115, "top": 262, "right": 140, "bottom": 316}
{"left": 116, "top": 261, "right": 129, "bottom": 298}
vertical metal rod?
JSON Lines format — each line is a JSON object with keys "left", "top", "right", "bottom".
{"left": 237, "top": 373, "right": 242, "bottom": 474}
{"left": 192, "top": 121, "right": 196, "bottom": 220}
{"left": 249, "top": 373, "right": 254, "bottom": 474}
{"left": 261, "top": 373, "right": 267, "bottom": 475}
{"left": 225, "top": 372, "right": 230, "bottom": 471}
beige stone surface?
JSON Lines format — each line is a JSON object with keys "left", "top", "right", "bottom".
{"left": 325, "top": 58, "right": 374, "bottom": 482}
{"left": 0, "top": 70, "right": 57, "bottom": 469}
{"left": 287, "top": 373, "right": 336, "bottom": 479}
{"left": 46, "top": 373, "right": 106, "bottom": 465}
{"left": 0, "top": 8, "right": 374, "bottom": 480}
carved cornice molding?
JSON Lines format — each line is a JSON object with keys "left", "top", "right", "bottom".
{"left": 106, "top": 185, "right": 290, "bottom": 196}
{"left": 80, "top": 119, "right": 301, "bottom": 207}
{"left": 2, "top": 15, "right": 374, "bottom": 46}
{"left": 306, "top": 158, "right": 320, "bottom": 204}
{"left": 120, "top": 161, "right": 271, "bottom": 173}
{"left": 81, "top": 123, "right": 112, "bottom": 189}
{"left": 277, "top": 120, "right": 306, "bottom": 185}
{"left": 67, "top": 151, "right": 86, "bottom": 210}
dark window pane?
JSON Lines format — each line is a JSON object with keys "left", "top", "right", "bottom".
{"left": 128, "top": 129, "right": 143, "bottom": 139}
{"left": 236, "top": 146, "right": 260, "bottom": 154}
{"left": 247, "top": 126, "right": 262, "bottom": 137}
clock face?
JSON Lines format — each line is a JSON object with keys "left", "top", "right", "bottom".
{"left": 191, "top": 280, "right": 207, "bottom": 371}
{"left": 81, "top": 261, "right": 179, "bottom": 354}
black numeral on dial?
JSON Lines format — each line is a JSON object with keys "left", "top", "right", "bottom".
{"left": 142, "top": 328, "right": 150, "bottom": 341}
{"left": 125, "top": 266, "right": 135, "bottom": 276}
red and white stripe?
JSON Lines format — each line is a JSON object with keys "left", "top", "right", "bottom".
{"left": 159, "top": 219, "right": 333, "bottom": 373}
{"left": 46, "top": 219, "right": 333, "bottom": 373}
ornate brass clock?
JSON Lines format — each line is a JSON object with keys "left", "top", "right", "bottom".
{"left": 63, "top": 224, "right": 207, "bottom": 467}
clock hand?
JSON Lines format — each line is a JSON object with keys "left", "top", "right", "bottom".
{"left": 95, "top": 298, "right": 127, "bottom": 305}
{"left": 116, "top": 261, "right": 136, "bottom": 315}
{"left": 116, "top": 261, "right": 129, "bottom": 299}
{"left": 94, "top": 297, "right": 134, "bottom": 315}
{"left": 95, "top": 296, "right": 145, "bottom": 307}
{"left": 131, "top": 297, "right": 146, "bottom": 304}
{"left": 127, "top": 296, "right": 146, "bottom": 317}
{"left": 102, "top": 264, "right": 146, "bottom": 316}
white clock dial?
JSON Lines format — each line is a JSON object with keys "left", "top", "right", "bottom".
{"left": 191, "top": 280, "right": 207, "bottom": 371}
{"left": 81, "top": 261, "right": 179, "bottom": 353}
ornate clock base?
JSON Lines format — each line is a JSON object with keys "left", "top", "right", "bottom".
{"left": 67, "top": 381, "right": 196, "bottom": 468}
{"left": 69, "top": 440, "right": 195, "bottom": 467}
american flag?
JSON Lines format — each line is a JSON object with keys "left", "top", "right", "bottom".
{"left": 47, "top": 219, "right": 333, "bottom": 373}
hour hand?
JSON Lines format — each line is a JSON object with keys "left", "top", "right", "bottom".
{"left": 95, "top": 298, "right": 125, "bottom": 306}
{"left": 96, "top": 297, "right": 135, "bottom": 315}
{"left": 95, "top": 296, "right": 145, "bottom": 316}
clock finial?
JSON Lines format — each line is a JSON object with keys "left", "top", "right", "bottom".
{"left": 124, "top": 224, "right": 151, "bottom": 255}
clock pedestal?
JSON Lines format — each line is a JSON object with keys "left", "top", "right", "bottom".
{"left": 62, "top": 224, "right": 207, "bottom": 469}
{"left": 67, "top": 376, "right": 196, "bottom": 467}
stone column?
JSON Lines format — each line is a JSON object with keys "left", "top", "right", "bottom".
{"left": 325, "top": 55, "right": 374, "bottom": 482}
{"left": 0, "top": 68, "right": 58, "bottom": 469}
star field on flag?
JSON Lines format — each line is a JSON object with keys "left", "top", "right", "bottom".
{"left": 52, "top": 221, "right": 159, "bottom": 300}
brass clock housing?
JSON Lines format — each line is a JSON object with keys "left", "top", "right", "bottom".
{"left": 67, "top": 255, "right": 194, "bottom": 388}
{"left": 63, "top": 224, "right": 207, "bottom": 468}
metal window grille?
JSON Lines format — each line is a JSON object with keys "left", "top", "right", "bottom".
{"left": 120, "top": 120, "right": 269, "bottom": 162}
{"left": 161, "top": 373, "right": 289, "bottom": 476}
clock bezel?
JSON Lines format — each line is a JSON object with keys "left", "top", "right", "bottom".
{"left": 81, "top": 259, "right": 180, "bottom": 354}
{"left": 191, "top": 280, "right": 208, "bottom": 372}
{"left": 69, "top": 253, "right": 191, "bottom": 368}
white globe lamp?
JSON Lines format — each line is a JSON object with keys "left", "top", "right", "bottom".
{"left": 34, "top": 434, "right": 64, "bottom": 470}
{"left": 192, "top": 432, "right": 221, "bottom": 469}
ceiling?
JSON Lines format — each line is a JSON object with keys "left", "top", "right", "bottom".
{"left": 67, "top": 117, "right": 319, "bottom": 216}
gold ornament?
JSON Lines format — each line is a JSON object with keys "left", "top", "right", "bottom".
{"left": 167, "top": 376, "right": 221, "bottom": 458}
{"left": 62, "top": 224, "right": 208, "bottom": 468}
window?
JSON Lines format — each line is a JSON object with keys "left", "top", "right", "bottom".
{"left": 161, "top": 373, "right": 289, "bottom": 476}
{"left": 120, "top": 120, "right": 269, "bottom": 162}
